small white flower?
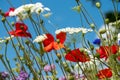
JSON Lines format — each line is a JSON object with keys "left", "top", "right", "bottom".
{"left": 5, "top": 35, "right": 14, "bottom": 41}
{"left": 9, "top": 2, "right": 50, "bottom": 20}
{"left": 33, "top": 34, "right": 47, "bottom": 43}
{"left": 0, "top": 39, "right": 4, "bottom": 43}
{"left": 109, "top": 20, "right": 120, "bottom": 26}
{"left": 0, "top": 35, "right": 14, "bottom": 43}
{"left": 55, "top": 27, "right": 92, "bottom": 34}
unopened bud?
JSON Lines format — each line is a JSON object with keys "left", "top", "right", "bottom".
{"left": 25, "top": 40, "right": 30, "bottom": 45}
{"left": 56, "top": 53, "right": 61, "bottom": 59}
{"left": 90, "top": 23, "right": 95, "bottom": 29}
{"left": 105, "top": 18, "right": 109, "bottom": 24}
{"left": 11, "top": 22, "right": 15, "bottom": 26}
{"left": 55, "top": 59, "right": 59, "bottom": 63}
{"left": 0, "top": 54, "right": 3, "bottom": 59}
{"left": 96, "top": 2, "right": 101, "bottom": 8}
{"left": 99, "top": 29, "right": 106, "bottom": 34}
{"left": 1, "top": 17, "right": 6, "bottom": 22}
{"left": 90, "top": 45, "right": 94, "bottom": 50}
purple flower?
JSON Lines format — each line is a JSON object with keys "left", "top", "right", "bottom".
{"left": 19, "top": 70, "right": 29, "bottom": 79}
{"left": 93, "top": 38, "right": 101, "bottom": 45}
{"left": 59, "top": 76, "right": 66, "bottom": 80}
{"left": 0, "top": 71, "right": 9, "bottom": 78}
{"left": 44, "top": 65, "right": 51, "bottom": 72}
{"left": 15, "top": 70, "right": 29, "bottom": 80}
{"left": 74, "top": 74, "right": 85, "bottom": 80}
{"left": 16, "top": 76, "right": 26, "bottom": 80}
{"left": 51, "top": 64, "right": 56, "bottom": 70}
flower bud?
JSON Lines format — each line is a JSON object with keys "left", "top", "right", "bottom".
{"left": 105, "top": 18, "right": 109, "bottom": 24}
{"left": 0, "top": 54, "right": 3, "bottom": 59}
{"left": 25, "top": 40, "right": 30, "bottom": 45}
{"left": 11, "top": 22, "right": 15, "bottom": 26}
{"left": 99, "top": 29, "right": 106, "bottom": 34}
{"left": 56, "top": 53, "right": 61, "bottom": 59}
{"left": 90, "top": 23, "right": 95, "bottom": 29}
{"left": 1, "top": 17, "right": 6, "bottom": 22}
{"left": 90, "top": 45, "right": 94, "bottom": 50}
{"left": 55, "top": 59, "right": 59, "bottom": 63}
{"left": 96, "top": 2, "right": 101, "bottom": 8}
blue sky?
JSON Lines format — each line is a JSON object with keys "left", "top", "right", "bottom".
{"left": 0, "top": 0, "right": 119, "bottom": 76}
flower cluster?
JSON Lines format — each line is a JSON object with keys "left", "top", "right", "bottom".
{"left": 16, "top": 70, "right": 29, "bottom": 80}
{"left": 55, "top": 27, "right": 93, "bottom": 34}
{"left": 4, "top": 2, "right": 50, "bottom": 20}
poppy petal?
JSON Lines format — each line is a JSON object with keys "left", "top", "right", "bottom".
{"left": 43, "top": 33, "right": 54, "bottom": 47}
{"left": 65, "top": 49, "right": 90, "bottom": 62}
{"left": 111, "top": 45, "right": 118, "bottom": 54}
{"left": 4, "top": 8, "right": 15, "bottom": 17}
{"left": 15, "top": 22, "right": 28, "bottom": 31}
{"left": 96, "top": 68, "right": 112, "bottom": 79}
{"left": 44, "top": 42, "right": 54, "bottom": 52}
{"left": 56, "top": 32, "right": 66, "bottom": 44}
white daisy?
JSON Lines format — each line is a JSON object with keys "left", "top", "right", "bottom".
{"left": 33, "top": 34, "right": 47, "bottom": 43}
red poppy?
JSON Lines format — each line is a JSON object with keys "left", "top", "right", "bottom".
{"left": 96, "top": 68, "right": 112, "bottom": 79}
{"left": 43, "top": 32, "right": 66, "bottom": 52}
{"left": 4, "top": 8, "right": 15, "bottom": 17}
{"left": 9, "top": 22, "right": 31, "bottom": 38}
{"left": 65, "top": 48, "right": 90, "bottom": 62}
{"left": 96, "top": 45, "right": 118, "bottom": 59}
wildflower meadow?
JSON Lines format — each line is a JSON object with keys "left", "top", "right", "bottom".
{"left": 0, "top": 0, "right": 120, "bottom": 80}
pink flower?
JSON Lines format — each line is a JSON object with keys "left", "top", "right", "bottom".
{"left": 44, "top": 65, "right": 51, "bottom": 72}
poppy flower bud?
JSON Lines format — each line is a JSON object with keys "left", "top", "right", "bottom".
{"left": 11, "top": 22, "right": 15, "bottom": 26}
{"left": 56, "top": 53, "right": 61, "bottom": 59}
{"left": 90, "top": 23, "right": 95, "bottom": 29}
{"left": 25, "top": 40, "right": 30, "bottom": 45}
{"left": 99, "top": 29, "right": 106, "bottom": 34}
{"left": 55, "top": 59, "right": 59, "bottom": 63}
{"left": 0, "top": 54, "right": 3, "bottom": 59}
{"left": 96, "top": 2, "right": 101, "bottom": 8}
{"left": 1, "top": 17, "right": 6, "bottom": 22}
{"left": 90, "top": 45, "right": 94, "bottom": 50}
{"left": 105, "top": 18, "right": 109, "bottom": 24}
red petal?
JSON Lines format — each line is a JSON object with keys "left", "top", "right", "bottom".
{"left": 96, "top": 68, "right": 112, "bottom": 79}
{"left": 43, "top": 33, "right": 54, "bottom": 47}
{"left": 96, "top": 46, "right": 109, "bottom": 59}
{"left": 111, "top": 45, "right": 118, "bottom": 54}
{"left": 15, "top": 22, "right": 28, "bottom": 31}
{"left": 9, "top": 30, "right": 31, "bottom": 38}
{"left": 44, "top": 42, "right": 54, "bottom": 52}
{"left": 65, "top": 49, "right": 90, "bottom": 62}
{"left": 53, "top": 42, "right": 64, "bottom": 50}
{"left": 4, "top": 8, "right": 15, "bottom": 17}
{"left": 9, "top": 8, "right": 15, "bottom": 11}
{"left": 9, "top": 31, "right": 16, "bottom": 35}
{"left": 56, "top": 32, "right": 66, "bottom": 44}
